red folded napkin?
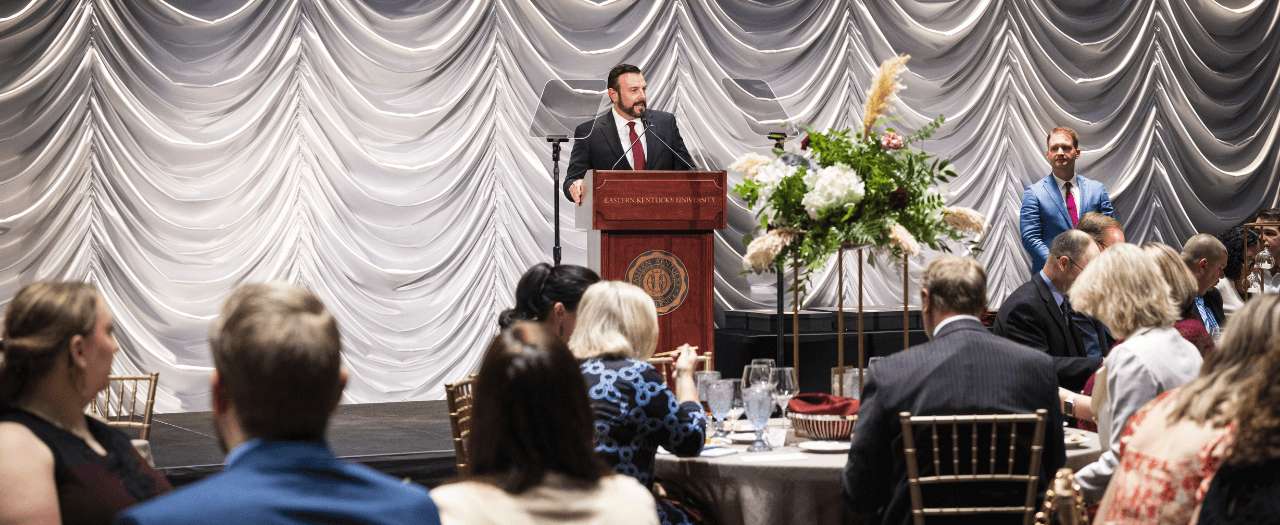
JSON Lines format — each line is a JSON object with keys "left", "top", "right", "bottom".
{"left": 788, "top": 392, "right": 859, "bottom": 416}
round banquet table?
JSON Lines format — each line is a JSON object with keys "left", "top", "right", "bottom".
{"left": 653, "top": 424, "right": 1104, "bottom": 525}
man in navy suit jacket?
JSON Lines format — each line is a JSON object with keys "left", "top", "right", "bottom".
{"left": 116, "top": 283, "right": 440, "bottom": 525}
{"left": 841, "top": 255, "right": 1065, "bottom": 525}
{"left": 564, "top": 64, "right": 696, "bottom": 204}
{"left": 1021, "top": 127, "right": 1114, "bottom": 274}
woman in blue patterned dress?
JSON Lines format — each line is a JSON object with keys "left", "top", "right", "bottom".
{"left": 568, "top": 281, "right": 707, "bottom": 525}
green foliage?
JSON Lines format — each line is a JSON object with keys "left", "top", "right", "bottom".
{"left": 731, "top": 115, "right": 980, "bottom": 304}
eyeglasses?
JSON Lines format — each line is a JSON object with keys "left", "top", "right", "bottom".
{"left": 1066, "top": 257, "right": 1084, "bottom": 273}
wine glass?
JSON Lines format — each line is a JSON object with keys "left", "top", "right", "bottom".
{"left": 743, "top": 364, "right": 772, "bottom": 389}
{"left": 743, "top": 384, "right": 774, "bottom": 452}
{"left": 706, "top": 380, "right": 734, "bottom": 439}
{"left": 772, "top": 367, "right": 797, "bottom": 419}
{"left": 724, "top": 382, "right": 745, "bottom": 431}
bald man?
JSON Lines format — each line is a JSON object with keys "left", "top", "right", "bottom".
{"left": 1181, "top": 234, "right": 1228, "bottom": 331}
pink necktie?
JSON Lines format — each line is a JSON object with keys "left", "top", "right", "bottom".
{"left": 628, "top": 121, "right": 645, "bottom": 171}
{"left": 1064, "top": 181, "right": 1078, "bottom": 227}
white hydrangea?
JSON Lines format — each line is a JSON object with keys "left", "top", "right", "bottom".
{"left": 753, "top": 160, "right": 796, "bottom": 205}
{"left": 801, "top": 164, "right": 865, "bottom": 220}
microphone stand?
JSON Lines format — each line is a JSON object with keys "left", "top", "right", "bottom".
{"left": 548, "top": 137, "right": 569, "bottom": 266}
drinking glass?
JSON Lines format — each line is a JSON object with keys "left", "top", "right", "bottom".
{"left": 743, "top": 364, "right": 772, "bottom": 389}
{"left": 772, "top": 367, "right": 797, "bottom": 418}
{"left": 724, "top": 381, "right": 745, "bottom": 430}
{"left": 750, "top": 359, "right": 777, "bottom": 385}
{"left": 743, "top": 384, "right": 774, "bottom": 452}
{"left": 706, "top": 380, "right": 734, "bottom": 439}
{"left": 695, "top": 370, "right": 721, "bottom": 414}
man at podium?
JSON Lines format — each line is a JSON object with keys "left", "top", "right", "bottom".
{"left": 564, "top": 64, "right": 697, "bottom": 205}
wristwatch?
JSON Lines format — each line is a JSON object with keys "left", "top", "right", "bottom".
{"left": 1063, "top": 396, "right": 1075, "bottom": 418}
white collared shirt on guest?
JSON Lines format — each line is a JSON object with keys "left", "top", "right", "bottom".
{"left": 932, "top": 314, "right": 982, "bottom": 336}
{"left": 1052, "top": 172, "right": 1079, "bottom": 206}
{"left": 613, "top": 106, "right": 645, "bottom": 168}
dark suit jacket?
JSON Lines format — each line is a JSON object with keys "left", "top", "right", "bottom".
{"left": 993, "top": 275, "right": 1114, "bottom": 392}
{"left": 841, "top": 318, "right": 1066, "bottom": 525}
{"left": 115, "top": 441, "right": 441, "bottom": 525}
{"left": 1201, "top": 288, "right": 1226, "bottom": 326}
{"left": 563, "top": 109, "right": 695, "bottom": 200}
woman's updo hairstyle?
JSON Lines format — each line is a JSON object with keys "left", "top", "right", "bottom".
{"left": 498, "top": 263, "right": 600, "bottom": 328}
{"left": 0, "top": 282, "right": 99, "bottom": 405}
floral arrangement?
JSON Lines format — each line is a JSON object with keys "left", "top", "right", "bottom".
{"left": 730, "top": 55, "right": 986, "bottom": 296}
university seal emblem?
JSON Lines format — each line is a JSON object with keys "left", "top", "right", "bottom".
{"left": 625, "top": 250, "right": 689, "bottom": 315}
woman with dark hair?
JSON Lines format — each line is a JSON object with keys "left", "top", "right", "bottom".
{"left": 1214, "top": 226, "right": 1261, "bottom": 322}
{"left": 498, "top": 263, "right": 600, "bottom": 341}
{"left": 1193, "top": 295, "right": 1280, "bottom": 525}
{"left": 1093, "top": 296, "right": 1280, "bottom": 524}
{"left": 0, "top": 282, "right": 170, "bottom": 524}
{"left": 432, "top": 322, "right": 657, "bottom": 525}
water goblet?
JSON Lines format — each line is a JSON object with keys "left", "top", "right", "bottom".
{"left": 743, "top": 364, "right": 772, "bottom": 389}
{"left": 724, "top": 382, "right": 745, "bottom": 430}
{"left": 772, "top": 367, "right": 797, "bottom": 419}
{"left": 744, "top": 384, "right": 774, "bottom": 452}
{"left": 706, "top": 380, "right": 734, "bottom": 439}
{"left": 695, "top": 370, "right": 721, "bottom": 414}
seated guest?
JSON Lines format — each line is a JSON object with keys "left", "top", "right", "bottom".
{"left": 1062, "top": 243, "right": 1212, "bottom": 426}
{"left": 1077, "top": 211, "right": 1125, "bottom": 249}
{"left": 567, "top": 281, "right": 705, "bottom": 525}
{"left": 842, "top": 255, "right": 1065, "bottom": 525}
{"left": 1194, "top": 297, "right": 1280, "bottom": 525}
{"left": 498, "top": 263, "right": 600, "bottom": 340}
{"left": 1214, "top": 226, "right": 1261, "bottom": 321}
{"left": 1095, "top": 295, "right": 1280, "bottom": 525}
{"left": 994, "top": 229, "right": 1114, "bottom": 392}
{"left": 1071, "top": 244, "right": 1203, "bottom": 501}
{"left": 1147, "top": 243, "right": 1214, "bottom": 358}
{"left": 433, "top": 322, "right": 658, "bottom": 525}
{"left": 1181, "top": 234, "right": 1228, "bottom": 331}
{"left": 1252, "top": 208, "right": 1280, "bottom": 293}
{"left": 116, "top": 283, "right": 440, "bottom": 525}
{"left": 0, "top": 282, "right": 171, "bottom": 525}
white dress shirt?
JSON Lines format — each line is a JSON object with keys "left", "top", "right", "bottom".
{"left": 613, "top": 106, "right": 645, "bottom": 168}
{"left": 1052, "top": 173, "right": 1079, "bottom": 207}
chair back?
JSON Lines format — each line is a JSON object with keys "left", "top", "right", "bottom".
{"left": 445, "top": 375, "right": 477, "bottom": 477}
{"left": 87, "top": 373, "right": 160, "bottom": 440}
{"left": 1034, "top": 468, "right": 1089, "bottom": 525}
{"left": 899, "top": 409, "right": 1049, "bottom": 525}
{"left": 646, "top": 354, "right": 712, "bottom": 384}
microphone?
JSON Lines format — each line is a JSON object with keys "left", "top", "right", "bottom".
{"left": 610, "top": 122, "right": 651, "bottom": 170}
{"left": 643, "top": 116, "right": 697, "bottom": 170}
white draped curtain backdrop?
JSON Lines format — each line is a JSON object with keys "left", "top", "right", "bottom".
{"left": 0, "top": 0, "right": 1275, "bottom": 412}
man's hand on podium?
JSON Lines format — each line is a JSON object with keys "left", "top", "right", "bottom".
{"left": 570, "top": 179, "right": 585, "bottom": 205}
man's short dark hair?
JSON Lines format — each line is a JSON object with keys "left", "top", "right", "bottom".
{"left": 1047, "top": 229, "right": 1094, "bottom": 264}
{"left": 210, "top": 282, "right": 343, "bottom": 441}
{"left": 1076, "top": 212, "right": 1121, "bottom": 245}
{"left": 1255, "top": 208, "right": 1280, "bottom": 223}
{"left": 1047, "top": 126, "right": 1079, "bottom": 149}
{"left": 607, "top": 64, "right": 642, "bottom": 93}
{"left": 920, "top": 255, "right": 987, "bottom": 317}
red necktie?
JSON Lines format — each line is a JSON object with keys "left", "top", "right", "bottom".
{"left": 1064, "top": 181, "right": 1078, "bottom": 227}
{"left": 628, "top": 121, "right": 645, "bottom": 171}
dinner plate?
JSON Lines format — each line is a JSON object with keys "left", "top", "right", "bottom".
{"left": 799, "top": 441, "right": 851, "bottom": 453}
{"left": 1064, "top": 432, "right": 1089, "bottom": 448}
{"left": 727, "top": 432, "right": 757, "bottom": 444}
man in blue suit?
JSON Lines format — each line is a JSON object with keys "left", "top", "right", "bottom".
{"left": 116, "top": 283, "right": 441, "bottom": 525}
{"left": 1020, "top": 127, "right": 1114, "bottom": 274}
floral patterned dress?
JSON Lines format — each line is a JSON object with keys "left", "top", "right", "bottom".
{"left": 1094, "top": 389, "right": 1234, "bottom": 524}
{"left": 580, "top": 357, "right": 707, "bottom": 525}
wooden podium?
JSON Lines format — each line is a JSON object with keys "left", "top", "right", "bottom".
{"left": 576, "top": 170, "right": 727, "bottom": 357}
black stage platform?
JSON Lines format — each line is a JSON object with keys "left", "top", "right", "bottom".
{"left": 149, "top": 401, "right": 458, "bottom": 488}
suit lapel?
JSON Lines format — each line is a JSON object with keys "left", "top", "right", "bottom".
{"left": 1038, "top": 175, "right": 1072, "bottom": 227}
{"left": 600, "top": 112, "right": 625, "bottom": 166}
{"left": 1033, "top": 276, "right": 1082, "bottom": 357}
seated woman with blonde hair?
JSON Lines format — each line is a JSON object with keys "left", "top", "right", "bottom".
{"left": 0, "top": 282, "right": 170, "bottom": 525}
{"left": 1094, "top": 295, "right": 1280, "bottom": 524}
{"left": 432, "top": 322, "right": 658, "bottom": 525}
{"left": 1068, "top": 243, "right": 1203, "bottom": 501}
{"left": 568, "top": 281, "right": 706, "bottom": 525}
